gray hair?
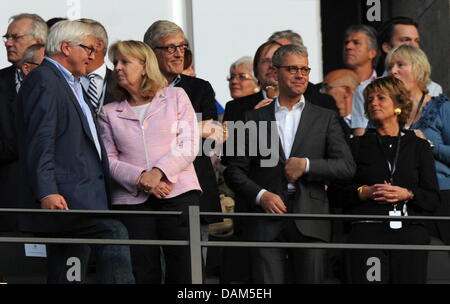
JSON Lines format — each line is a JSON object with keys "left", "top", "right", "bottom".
{"left": 143, "top": 20, "right": 184, "bottom": 49}
{"left": 45, "top": 20, "right": 94, "bottom": 57}
{"left": 19, "top": 43, "right": 44, "bottom": 66}
{"left": 9, "top": 13, "right": 48, "bottom": 43}
{"left": 344, "top": 24, "right": 379, "bottom": 66}
{"left": 272, "top": 44, "right": 308, "bottom": 67}
{"left": 78, "top": 18, "right": 108, "bottom": 55}
{"left": 268, "top": 30, "right": 303, "bottom": 46}
{"left": 230, "top": 56, "right": 256, "bottom": 81}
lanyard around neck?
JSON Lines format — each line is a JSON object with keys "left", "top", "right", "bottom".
{"left": 376, "top": 131, "right": 402, "bottom": 184}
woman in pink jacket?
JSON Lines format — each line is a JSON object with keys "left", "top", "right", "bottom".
{"left": 98, "top": 40, "right": 201, "bottom": 284}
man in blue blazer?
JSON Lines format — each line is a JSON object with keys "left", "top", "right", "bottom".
{"left": 16, "top": 20, "right": 134, "bottom": 284}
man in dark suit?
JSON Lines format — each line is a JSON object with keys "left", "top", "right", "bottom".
{"left": 0, "top": 13, "right": 47, "bottom": 232}
{"left": 16, "top": 20, "right": 134, "bottom": 284}
{"left": 224, "top": 44, "right": 355, "bottom": 284}
{"left": 78, "top": 19, "right": 115, "bottom": 113}
{"left": 144, "top": 20, "right": 222, "bottom": 216}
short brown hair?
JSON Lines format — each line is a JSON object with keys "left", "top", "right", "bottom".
{"left": 108, "top": 40, "right": 168, "bottom": 101}
{"left": 363, "top": 76, "right": 412, "bottom": 127}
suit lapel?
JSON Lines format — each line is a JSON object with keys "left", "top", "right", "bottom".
{"left": 289, "top": 100, "right": 315, "bottom": 158}
{"left": 261, "top": 101, "right": 286, "bottom": 163}
{"left": 43, "top": 60, "right": 97, "bottom": 146}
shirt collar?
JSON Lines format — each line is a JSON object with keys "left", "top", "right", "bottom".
{"left": 45, "top": 57, "right": 77, "bottom": 84}
{"left": 89, "top": 62, "right": 107, "bottom": 79}
{"left": 169, "top": 74, "right": 182, "bottom": 87}
{"left": 274, "top": 95, "right": 305, "bottom": 112}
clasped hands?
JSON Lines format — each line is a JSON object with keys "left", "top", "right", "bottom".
{"left": 199, "top": 119, "right": 228, "bottom": 144}
{"left": 260, "top": 157, "right": 307, "bottom": 214}
{"left": 358, "top": 182, "right": 413, "bottom": 203}
{"left": 138, "top": 168, "right": 173, "bottom": 199}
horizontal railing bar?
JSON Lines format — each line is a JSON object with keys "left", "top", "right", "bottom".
{"left": 203, "top": 241, "right": 450, "bottom": 251}
{"left": 0, "top": 237, "right": 188, "bottom": 246}
{"left": 0, "top": 208, "right": 181, "bottom": 216}
{"left": 200, "top": 212, "right": 450, "bottom": 221}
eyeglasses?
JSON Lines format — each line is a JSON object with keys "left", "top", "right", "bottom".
{"left": 319, "top": 83, "right": 348, "bottom": 94}
{"left": 227, "top": 73, "right": 254, "bottom": 81}
{"left": 2, "top": 33, "right": 31, "bottom": 42}
{"left": 276, "top": 65, "right": 311, "bottom": 76}
{"left": 25, "top": 61, "right": 40, "bottom": 66}
{"left": 155, "top": 44, "right": 189, "bottom": 54}
{"left": 78, "top": 44, "right": 95, "bottom": 56}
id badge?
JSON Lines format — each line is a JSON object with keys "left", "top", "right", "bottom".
{"left": 389, "top": 210, "right": 402, "bottom": 229}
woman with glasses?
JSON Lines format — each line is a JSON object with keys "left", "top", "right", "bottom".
{"left": 386, "top": 44, "right": 450, "bottom": 246}
{"left": 344, "top": 76, "right": 440, "bottom": 283}
{"left": 98, "top": 40, "right": 201, "bottom": 284}
{"left": 227, "top": 56, "right": 260, "bottom": 99}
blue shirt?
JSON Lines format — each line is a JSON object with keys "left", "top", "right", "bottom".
{"left": 45, "top": 57, "right": 102, "bottom": 159}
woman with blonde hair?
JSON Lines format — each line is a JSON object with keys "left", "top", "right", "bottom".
{"left": 386, "top": 44, "right": 450, "bottom": 246}
{"left": 99, "top": 40, "right": 201, "bottom": 284}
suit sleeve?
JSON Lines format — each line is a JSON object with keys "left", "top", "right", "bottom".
{"left": 307, "top": 112, "right": 356, "bottom": 182}
{"left": 425, "top": 100, "right": 450, "bottom": 166}
{"left": 198, "top": 80, "right": 218, "bottom": 121}
{"left": 223, "top": 111, "right": 264, "bottom": 202}
{"left": 98, "top": 109, "right": 145, "bottom": 195}
{"left": 19, "top": 79, "right": 59, "bottom": 200}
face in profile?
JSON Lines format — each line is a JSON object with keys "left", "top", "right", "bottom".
{"left": 228, "top": 64, "right": 259, "bottom": 99}
{"left": 4, "top": 18, "right": 39, "bottom": 65}
{"left": 387, "top": 56, "right": 416, "bottom": 90}
{"left": 113, "top": 51, "right": 145, "bottom": 91}
{"left": 66, "top": 35, "right": 96, "bottom": 77}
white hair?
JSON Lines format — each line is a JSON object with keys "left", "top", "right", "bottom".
{"left": 229, "top": 56, "right": 257, "bottom": 82}
{"left": 45, "top": 20, "right": 93, "bottom": 57}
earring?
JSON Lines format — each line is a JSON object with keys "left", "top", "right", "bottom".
{"left": 394, "top": 108, "right": 401, "bottom": 115}
{"left": 254, "top": 87, "right": 260, "bottom": 93}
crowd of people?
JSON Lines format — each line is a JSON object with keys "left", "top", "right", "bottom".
{"left": 0, "top": 12, "right": 448, "bottom": 284}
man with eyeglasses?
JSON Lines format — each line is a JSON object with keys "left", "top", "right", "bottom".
{"left": 0, "top": 13, "right": 47, "bottom": 232}
{"left": 320, "top": 69, "right": 360, "bottom": 140}
{"left": 224, "top": 44, "right": 355, "bottom": 284}
{"left": 15, "top": 20, "right": 134, "bottom": 284}
{"left": 78, "top": 18, "right": 115, "bottom": 114}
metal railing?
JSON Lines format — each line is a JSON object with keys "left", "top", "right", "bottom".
{"left": 2, "top": 206, "right": 450, "bottom": 284}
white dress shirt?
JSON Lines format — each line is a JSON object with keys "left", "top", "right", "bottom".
{"left": 81, "top": 63, "right": 108, "bottom": 107}
{"left": 256, "top": 96, "right": 310, "bottom": 204}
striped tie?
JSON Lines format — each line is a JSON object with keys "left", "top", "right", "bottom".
{"left": 87, "top": 73, "right": 99, "bottom": 112}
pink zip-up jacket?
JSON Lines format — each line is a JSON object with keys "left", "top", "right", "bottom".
{"left": 98, "top": 87, "right": 201, "bottom": 205}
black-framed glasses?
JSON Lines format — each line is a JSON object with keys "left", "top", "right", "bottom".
{"left": 276, "top": 65, "right": 311, "bottom": 76}
{"left": 227, "top": 73, "right": 254, "bottom": 81}
{"left": 78, "top": 44, "right": 95, "bottom": 56}
{"left": 2, "top": 33, "right": 31, "bottom": 42}
{"left": 319, "top": 83, "right": 348, "bottom": 94}
{"left": 155, "top": 44, "right": 189, "bottom": 54}
{"left": 25, "top": 61, "right": 40, "bottom": 66}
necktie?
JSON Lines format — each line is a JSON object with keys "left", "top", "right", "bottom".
{"left": 15, "top": 69, "right": 23, "bottom": 93}
{"left": 87, "top": 73, "right": 99, "bottom": 112}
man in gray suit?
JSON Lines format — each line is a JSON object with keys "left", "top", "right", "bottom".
{"left": 224, "top": 44, "right": 355, "bottom": 284}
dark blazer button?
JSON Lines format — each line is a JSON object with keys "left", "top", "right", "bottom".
{"left": 98, "top": 175, "right": 104, "bottom": 180}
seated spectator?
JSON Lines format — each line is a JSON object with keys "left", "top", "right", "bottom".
{"left": 344, "top": 76, "right": 440, "bottom": 283}
{"left": 385, "top": 44, "right": 450, "bottom": 245}
{"left": 227, "top": 56, "right": 260, "bottom": 99}
{"left": 99, "top": 40, "right": 201, "bottom": 284}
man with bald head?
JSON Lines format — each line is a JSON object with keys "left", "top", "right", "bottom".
{"left": 321, "top": 69, "right": 359, "bottom": 139}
